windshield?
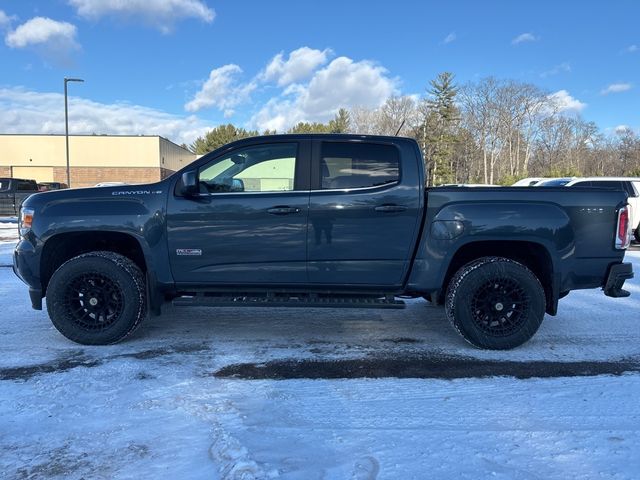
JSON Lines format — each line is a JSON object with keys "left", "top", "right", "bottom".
{"left": 537, "top": 178, "right": 572, "bottom": 187}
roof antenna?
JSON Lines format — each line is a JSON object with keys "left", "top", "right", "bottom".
{"left": 394, "top": 119, "right": 406, "bottom": 136}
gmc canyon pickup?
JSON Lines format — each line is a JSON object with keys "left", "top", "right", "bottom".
{"left": 13, "top": 134, "right": 634, "bottom": 349}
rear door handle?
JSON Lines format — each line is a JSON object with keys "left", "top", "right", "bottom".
{"left": 374, "top": 204, "right": 407, "bottom": 213}
{"left": 267, "top": 206, "right": 300, "bottom": 215}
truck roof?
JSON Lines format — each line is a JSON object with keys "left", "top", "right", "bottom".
{"left": 223, "top": 133, "right": 417, "bottom": 143}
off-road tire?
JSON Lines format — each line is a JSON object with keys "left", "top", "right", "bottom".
{"left": 445, "top": 256, "right": 545, "bottom": 350}
{"left": 46, "top": 251, "right": 147, "bottom": 345}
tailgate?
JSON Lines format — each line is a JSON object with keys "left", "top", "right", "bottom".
{"left": 562, "top": 188, "right": 629, "bottom": 258}
{"left": 0, "top": 193, "right": 16, "bottom": 216}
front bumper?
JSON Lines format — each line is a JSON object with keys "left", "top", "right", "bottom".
{"left": 603, "top": 262, "right": 634, "bottom": 298}
{"left": 13, "top": 239, "right": 43, "bottom": 310}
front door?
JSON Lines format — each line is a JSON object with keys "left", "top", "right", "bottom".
{"left": 167, "top": 140, "right": 310, "bottom": 285}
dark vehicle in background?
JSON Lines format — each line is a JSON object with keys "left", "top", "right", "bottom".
{"left": 37, "top": 182, "right": 67, "bottom": 192}
{"left": 13, "top": 134, "right": 634, "bottom": 350}
{"left": 0, "top": 177, "right": 38, "bottom": 216}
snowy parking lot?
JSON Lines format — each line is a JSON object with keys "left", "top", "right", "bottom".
{"left": 1, "top": 218, "right": 640, "bottom": 479}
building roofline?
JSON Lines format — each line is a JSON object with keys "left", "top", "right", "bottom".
{"left": 0, "top": 133, "right": 193, "bottom": 153}
{"left": 0, "top": 133, "right": 162, "bottom": 138}
{"left": 157, "top": 135, "right": 191, "bottom": 151}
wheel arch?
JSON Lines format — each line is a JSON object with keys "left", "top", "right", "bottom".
{"left": 441, "top": 240, "right": 558, "bottom": 315}
{"left": 40, "top": 230, "right": 147, "bottom": 296}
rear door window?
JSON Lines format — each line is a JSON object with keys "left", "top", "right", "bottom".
{"left": 319, "top": 142, "right": 399, "bottom": 190}
{"left": 622, "top": 181, "right": 638, "bottom": 197}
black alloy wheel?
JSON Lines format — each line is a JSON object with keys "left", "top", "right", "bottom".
{"left": 46, "top": 251, "right": 147, "bottom": 345}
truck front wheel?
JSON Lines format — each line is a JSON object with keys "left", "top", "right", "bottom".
{"left": 445, "top": 257, "right": 545, "bottom": 350}
{"left": 46, "top": 251, "right": 147, "bottom": 345}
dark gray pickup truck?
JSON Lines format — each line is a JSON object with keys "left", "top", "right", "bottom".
{"left": 13, "top": 134, "right": 634, "bottom": 349}
{"left": 0, "top": 177, "right": 39, "bottom": 216}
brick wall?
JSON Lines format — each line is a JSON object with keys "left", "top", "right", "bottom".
{"left": 52, "top": 167, "right": 162, "bottom": 188}
{"left": 161, "top": 168, "right": 177, "bottom": 180}
{"left": 0, "top": 167, "right": 11, "bottom": 177}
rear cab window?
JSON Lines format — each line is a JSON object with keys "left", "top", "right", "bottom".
{"left": 319, "top": 142, "right": 399, "bottom": 190}
{"left": 589, "top": 180, "right": 625, "bottom": 191}
{"left": 16, "top": 181, "right": 38, "bottom": 192}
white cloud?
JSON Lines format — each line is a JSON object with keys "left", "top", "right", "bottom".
{"left": 5, "top": 17, "right": 79, "bottom": 52}
{"left": 0, "top": 9, "right": 15, "bottom": 30}
{"left": 251, "top": 56, "right": 399, "bottom": 132}
{"left": 184, "top": 64, "right": 256, "bottom": 113}
{"left": 512, "top": 32, "right": 537, "bottom": 45}
{"left": 626, "top": 44, "right": 638, "bottom": 53}
{"left": 615, "top": 125, "right": 630, "bottom": 134}
{"left": 261, "top": 47, "right": 331, "bottom": 86}
{"left": 540, "top": 61, "right": 571, "bottom": 77}
{"left": 442, "top": 32, "right": 456, "bottom": 44}
{"left": 0, "top": 86, "right": 212, "bottom": 146}
{"left": 547, "top": 90, "right": 586, "bottom": 113}
{"left": 68, "top": 0, "right": 214, "bottom": 33}
{"left": 183, "top": 47, "right": 399, "bottom": 131}
{"left": 601, "top": 83, "right": 632, "bottom": 95}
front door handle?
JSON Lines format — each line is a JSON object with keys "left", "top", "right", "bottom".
{"left": 267, "top": 206, "right": 300, "bottom": 215}
{"left": 374, "top": 204, "right": 407, "bottom": 213}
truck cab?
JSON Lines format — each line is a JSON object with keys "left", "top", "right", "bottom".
{"left": 0, "top": 177, "right": 39, "bottom": 216}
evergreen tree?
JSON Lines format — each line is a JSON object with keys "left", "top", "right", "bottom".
{"left": 190, "top": 124, "right": 258, "bottom": 154}
{"left": 287, "top": 122, "right": 331, "bottom": 134}
{"left": 328, "top": 108, "right": 351, "bottom": 133}
{"left": 423, "top": 72, "right": 460, "bottom": 185}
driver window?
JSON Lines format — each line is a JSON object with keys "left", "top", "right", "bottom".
{"left": 198, "top": 143, "right": 298, "bottom": 193}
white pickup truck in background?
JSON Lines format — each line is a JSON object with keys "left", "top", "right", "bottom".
{"left": 565, "top": 177, "right": 640, "bottom": 242}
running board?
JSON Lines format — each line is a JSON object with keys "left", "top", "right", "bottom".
{"left": 172, "top": 292, "right": 406, "bottom": 309}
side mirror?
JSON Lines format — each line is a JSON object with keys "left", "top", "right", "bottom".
{"left": 230, "top": 178, "right": 244, "bottom": 192}
{"left": 181, "top": 171, "right": 198, "bottom": 197}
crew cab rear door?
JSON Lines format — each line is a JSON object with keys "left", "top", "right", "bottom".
{"left": 307, "top": 139, "right": 423, "bottom": 286}
{"left": 166, "top": 140, "right": 311, "bottom": 285}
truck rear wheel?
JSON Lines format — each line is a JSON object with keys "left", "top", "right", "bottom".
{"left": 445, "top": 257, "right": 545, "bottom": 350}
{"left": 46, "top": 251, "right": 147, "bottom": 345}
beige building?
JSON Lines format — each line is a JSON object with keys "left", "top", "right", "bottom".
{"left": 0, "top": 134, "right": 197, "bottom": 188}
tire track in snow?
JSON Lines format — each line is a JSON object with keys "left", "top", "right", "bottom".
{"left": 214, "top": 354, "right": 640, "bottom": 380}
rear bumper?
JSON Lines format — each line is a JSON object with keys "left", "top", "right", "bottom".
{"left": 603, "top": 262, "right": 633, "bottom": 298}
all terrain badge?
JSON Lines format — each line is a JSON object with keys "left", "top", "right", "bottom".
{"left": 176, "top": 248, "right": 202, "bottom": 256}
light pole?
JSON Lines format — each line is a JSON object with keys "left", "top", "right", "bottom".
{"left": 64, "top": 77, "right": 84, "bottom": 188}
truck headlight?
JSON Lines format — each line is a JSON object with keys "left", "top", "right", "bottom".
{"left": 19, "top": 207, "right": 34, "bottom": 237}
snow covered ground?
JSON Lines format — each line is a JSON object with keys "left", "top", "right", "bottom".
{"left": 1, "top": 218, "right": 640, "bottom": 479}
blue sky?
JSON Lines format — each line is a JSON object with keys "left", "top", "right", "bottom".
{"left": 0, "top": 0, "right": 638, "bottom": 144}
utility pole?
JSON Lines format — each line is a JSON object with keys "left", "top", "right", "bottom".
{"left": 64, "top": 77, "right": 84, "bottom": 187}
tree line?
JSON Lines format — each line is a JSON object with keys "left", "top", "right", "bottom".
{"left": 188, "top": 72, "right": 640, "bottom": 186}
